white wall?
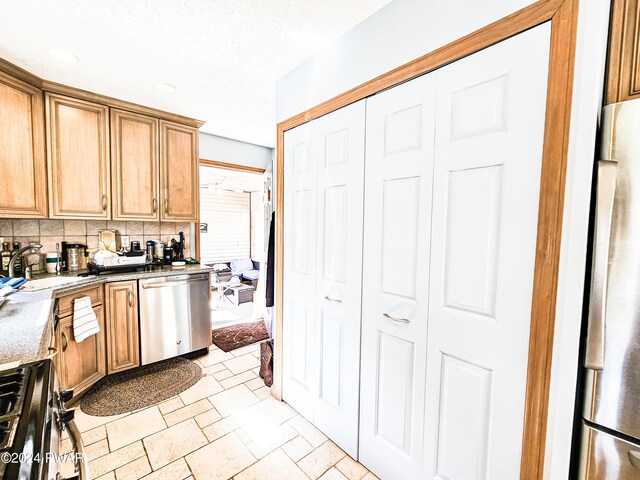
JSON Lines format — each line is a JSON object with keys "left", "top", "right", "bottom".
{"left": 275, "top": 0, "right": 611, "bottom": 477}
{"left": 199, "top": 131, "right": 273, "bottom": 170}
{"left": 276, "top": 0, "right": 536, "bottom": 121}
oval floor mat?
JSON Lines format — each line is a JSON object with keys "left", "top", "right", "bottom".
{"left": 81, "top": 357, "right": 202, "bottom": 416}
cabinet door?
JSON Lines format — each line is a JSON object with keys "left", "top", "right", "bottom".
{"left": 606, "top": 0, "right": 640, "bottom": 103}
{"left": 0, "top": 72, "right": 47, "bottom": 217}
{"left": 46, "top": 93, "right": 110, "bottom": 219}
{"left": 312, "top": 100, "right": 365, "bottom": 458}
{"left": 111, "top": 109, "right": 159, "bottom": 220}
{"left": 57, "top": 305, "right": 106, "bottom": 395}
{"left": 359, "top": 73, "right": 436, "bottom": 480}
{"left": 105, "top": 280, "right": 140, "bottom": 374}
{"left": 159, "top": 120, "right": 198, "bottom": 221}
{"left": 423, "top": 25, "right": 550, "bottom": 480}
{"left": 282, "top": 119, "right": 317, "bottom": 421}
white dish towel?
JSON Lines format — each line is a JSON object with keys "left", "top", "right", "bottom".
{"left": 73, "top": 296, "right": 100, "bottom": 343}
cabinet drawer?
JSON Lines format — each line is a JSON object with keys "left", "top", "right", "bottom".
{"left": 56, "top": 285, "right": 104, "bottom": 316}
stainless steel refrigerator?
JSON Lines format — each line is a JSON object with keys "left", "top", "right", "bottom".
{"left": 581, "top": 99, "right": 640, "bottom": 478}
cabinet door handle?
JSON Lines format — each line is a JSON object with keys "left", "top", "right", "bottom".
{"left": 102, "top": 194, "right": 108, "bottom": 212}
{"left": 152, "top": 198, "right": 158, "bottom": 213}
{"left": 128, "top": 290, "right": 133, "bottom": 308}
{"left": 164, "top": 198, "right": 169, "bottom": 214}
{"left": 61, "top": 331, "right": 68, "bottom": 352}
{"left": 324, "top": 296, "right": 342, "bottom": 303}
{"left": 383, "top": 312, "right": 410, "bottom": 324}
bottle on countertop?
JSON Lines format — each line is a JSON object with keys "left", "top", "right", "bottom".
{"left": 12, "top": 242, "right": 21, "bottom": 276}
{"left": 1, "top": 242, "right": 11, "bottom": 275}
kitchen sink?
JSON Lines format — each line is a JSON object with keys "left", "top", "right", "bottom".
{"left": 20, "top": 276, "right": 84, "bottom": 292}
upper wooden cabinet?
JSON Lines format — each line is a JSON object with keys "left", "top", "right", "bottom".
{"left": 105, "top": 280, "right": 140, "bottom": 374}
{"left": 160, "top": 120, "right": 199, "bottom": 221}
{"left": 0, "top": 71, "right": 47, "bottom": 217}
{"left": 607, "top": 0, "right": 640, "bottom": 103}
{"left": 46, "top": 93, "right": 111, "bottom": 219}
{"left": 111, "top": 109, "right": 160, "bottom": 220}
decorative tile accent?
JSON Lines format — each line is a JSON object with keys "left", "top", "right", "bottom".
{"left": 86, "top": 220, "right": 107, "bottom": 235}
{"left": 106, "top": 221, "right": 126, "bottom": 234}
{"left": 125, "top": 221, "right": 144, "bottom": 235}
{"left": 39, "top": 220, "right": 63, "bottom": 236}
{"left": 0, "top": 220, "right": 12, "bottom": 237}
{"left": 143, "top": 222, "right": 160, "bottom": 235}
{"left": 64, "top": 220, "right": 86, "bottom": 236}
{"left": 13, "top": 219, "right": 39, "bottom": 236}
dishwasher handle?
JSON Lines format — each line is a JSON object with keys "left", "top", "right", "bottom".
{"left": 141, "top": 277, "right": 209, "bottom": 289}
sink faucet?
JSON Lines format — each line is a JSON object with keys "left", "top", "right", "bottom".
{"left": 8, "top": 244, "right": 42, "bottom": 278}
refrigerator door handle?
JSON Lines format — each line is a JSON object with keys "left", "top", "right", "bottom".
{"left": 585, "top": 159, "right": 618, "bottom": 370}
{"left": 628, "top": 450, "right": 640, "bottom": 469}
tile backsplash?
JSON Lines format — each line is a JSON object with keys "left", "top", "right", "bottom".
{"left": 0, "top": 219, "right": 193, "bottom": 257}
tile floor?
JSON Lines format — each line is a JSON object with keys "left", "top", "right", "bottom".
{"left": 67, "top": 342, "right": 377, "bottom": 480}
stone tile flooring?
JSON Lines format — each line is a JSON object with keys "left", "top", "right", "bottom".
{"left": 69, "top": 342, "right": 376, "bottom": 480}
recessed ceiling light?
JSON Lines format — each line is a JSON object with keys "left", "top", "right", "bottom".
{"left": 156, "top": 83, "right": 176, "bottom": 93}
{"left": 48, "top": 49, "right": 79, "bottom": 63}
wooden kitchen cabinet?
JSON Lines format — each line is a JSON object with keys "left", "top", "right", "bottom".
{"left": 111, "top": 109, "right": 160, "bottom": 220}
{"left": 606, "top": 0, "right": 640, "bottom": 103}
{"left": 46, "top": 93, "right": 111, "bottom": 219}
{"left": 160, "top": 120, "right": 199, "bottom": 221}
{"left": 105, "top": 280, "right": 140, "bottom": 374}
{"left": 0, "top": 71, "right": 47, "bottom": 218}
{"left": 56, "top": 305, "right": 107, "bottom": 396}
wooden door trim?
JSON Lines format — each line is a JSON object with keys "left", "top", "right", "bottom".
{"left": 273, "top": 1, "right": 579, "bottom": 478}
{"left": 196, "top": 159, "right": 266, "bottom": 259}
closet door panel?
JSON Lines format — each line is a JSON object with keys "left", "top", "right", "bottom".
{"left": 283, "top": 122, "right": 317, "bottom": 421}
{"left": 360, "top": 73, "right": 437, "bottom": 480}
{"left": 314, "top": 100, "right": 365, "bottom": 458}
{"left": 423, "top": 24, "right": 551, "bottom": 479}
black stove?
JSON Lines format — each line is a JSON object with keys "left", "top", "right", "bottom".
{"left": 0, "top": 359, "right": 83, "bottom": 480}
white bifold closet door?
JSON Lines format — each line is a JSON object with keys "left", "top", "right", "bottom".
{"left": 282, "top": 100, "right": 366, "bottom": 458}
{"left": 423, "top": 24, "right": 551, "bottom": 479}
{"left": 359, "top": 73, "right": 437, "bottom": 479}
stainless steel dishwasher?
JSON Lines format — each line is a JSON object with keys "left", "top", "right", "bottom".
{"left": 138, "top": 273, "right": 211, "bottom": 365}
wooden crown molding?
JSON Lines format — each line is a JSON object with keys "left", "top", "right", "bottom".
{"left": 274, "top": 1, "right": 580, "bottom": 479}
{"left": 0, "top": 56, "right": 204, "bottom": 128}
{"left": 199, "top": 158, "right": 266, "bottom": 174}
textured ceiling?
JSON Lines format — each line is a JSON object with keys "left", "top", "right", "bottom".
{"left": 0, "top": 1, "right": 390, "bottom": 147}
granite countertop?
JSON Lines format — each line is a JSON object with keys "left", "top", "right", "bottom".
{"left": 0, "top": 264, "right": 213, "bottom": 366}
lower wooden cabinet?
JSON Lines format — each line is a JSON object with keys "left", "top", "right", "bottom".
{"left": 56, "top": 305, "right": 107, "bottom": 395}
{"left": 105, "top": 280, "right": 140, "bottom": 374}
